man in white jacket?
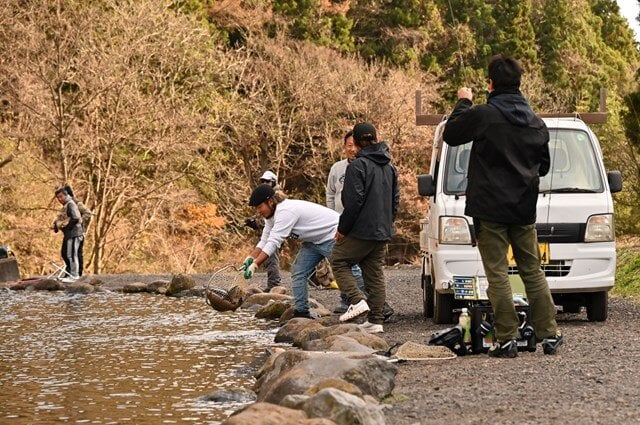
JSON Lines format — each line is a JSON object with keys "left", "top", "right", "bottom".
{"left": 242, "top": 184, "right": 340, "bottom": 318}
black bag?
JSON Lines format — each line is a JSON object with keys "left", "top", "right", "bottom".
{"left": 428, "top": 324, "right": 468, "bottom": 355}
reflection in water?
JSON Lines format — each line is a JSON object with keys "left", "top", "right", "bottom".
{"left": 0, "top": 289, "right": 273, "bottom": 424}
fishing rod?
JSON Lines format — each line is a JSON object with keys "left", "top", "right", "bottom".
{"left": 446, "top": 0, "right": 469, "bottom": 87}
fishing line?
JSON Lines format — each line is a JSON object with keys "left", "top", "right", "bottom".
{"left": 446, "top": 0, "right": 469, "bottom": 86}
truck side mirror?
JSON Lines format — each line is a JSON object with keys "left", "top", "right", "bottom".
{"left": 607, "top": 171, "right": 622, "bottom": 193}
{"left": 418, "top": 174, "right": 436, "bottom": 197}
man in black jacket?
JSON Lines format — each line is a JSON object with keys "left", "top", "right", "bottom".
{"left": 331, "top": 122, "right": 400, "bottom": 333}
{"left": 443, "top": 54, "right": 562, "bottom": 357}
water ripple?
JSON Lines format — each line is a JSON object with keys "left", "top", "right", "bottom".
{"left": 0, "top": 290, "right": 270, "bottom": 424}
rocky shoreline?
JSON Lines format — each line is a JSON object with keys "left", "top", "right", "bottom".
{"left": 2, "top": 271, "right": 405, "bottom": 425}
{"left": 6, "top": 266, "right": 640, "bottom": 424}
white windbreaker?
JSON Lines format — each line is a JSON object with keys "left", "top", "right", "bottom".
{"left": 256, "top": 199, "right": 339, "bottom": 256}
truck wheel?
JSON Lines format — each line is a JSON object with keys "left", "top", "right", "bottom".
{"left": 586, "top": 291, "right": 608, "bottom": 322}
{"left": 434, "top": 292, "right": 454, "bottom": 324}
{"left": 422, "top": 272, "right": 434, "bottom": 318}
{"left": 561, "top": 302, "right": 581, "bottom": 314}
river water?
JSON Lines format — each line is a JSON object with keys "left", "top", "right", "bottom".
{"left": 0, "top": 288, "right": 274, "bottom": 424}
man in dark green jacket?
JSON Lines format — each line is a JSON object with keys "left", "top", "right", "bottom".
{"left": 331, "top": 122, "right": 399, "bottom": 333}
{"left": 443, "top": 54, "right": 562, "bottom": 357}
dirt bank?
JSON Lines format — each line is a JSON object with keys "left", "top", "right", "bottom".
{"left": 98, "top": 266, "right": 640, "bottom": 424}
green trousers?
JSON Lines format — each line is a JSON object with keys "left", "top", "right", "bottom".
{"left": 475, "top": 219, "right": 558, "bottom": 342}
{"left": 330, "top": 236, "right": 387, "bottom": 324}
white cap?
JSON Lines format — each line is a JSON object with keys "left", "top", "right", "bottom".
{"left": 259, "top": 170, "right": 277, "bottom": 183}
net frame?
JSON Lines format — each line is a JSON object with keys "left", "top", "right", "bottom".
{"left": 204, "top": 264, "right": 247, "bottom": 312}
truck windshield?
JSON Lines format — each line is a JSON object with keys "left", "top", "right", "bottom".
{"left": 443, "top": 129, "right": 604, "bottom": 194}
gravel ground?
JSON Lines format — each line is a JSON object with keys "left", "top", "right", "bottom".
{"left": 312, "top": 266, "right": 640, "bottom": 425}
{"left": 98, "top": 266, "right": 640, "bottom": 424}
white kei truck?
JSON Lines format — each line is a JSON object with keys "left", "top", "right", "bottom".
{"left": 415, "top": 90, "right": 623, "bottom": 324}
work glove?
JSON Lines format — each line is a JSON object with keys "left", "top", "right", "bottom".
{"left": 244, "top": 262, "right": 257, "bottom": 280}
{"left": 242, "top": 257, "right": 254, "bottom": 271}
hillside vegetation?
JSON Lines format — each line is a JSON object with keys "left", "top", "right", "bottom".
{"left": 0, "top": 0, "right": 638, "bottom": 275}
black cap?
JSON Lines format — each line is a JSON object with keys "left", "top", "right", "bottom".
{"left": 352, "top": 122, "right": 377, "bottom": 143}
{"left": 64, "top": 184, "right": 75, "bottom": 198}
{"left": 249, "top": 184, "right": 275, "bottom": 206}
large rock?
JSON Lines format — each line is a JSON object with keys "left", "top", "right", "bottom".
{"left": 222, "top": 402, "right": 336, "bottom": 425}
{"left": 122, "top": 282, "right": 148, "bottom": 293}
{"left": 173, "top": 287, "right": 204, "bottom": 298}
{"left": 243, "top": 293, "right": 293, "bottom": 308}
{"left": 87, "top": 277, "right": 104, "bottom": 286}
{"left": 256, "top": 350, "right": 309, "bottom": 381}
{"left": 305, "top": 378, "right": 363, "bottom": 397}
{"left": 198, "top": 388, "right": 256, "bottom": 403}
{"left": 255, "top": 350, "right": 396, "bottom": 404}
{"left": 335, "top": 331, "right": 389, "bottom": 351}
{"left": 280, "top": 394, "right": 310, "bottom": 410}
{"left": 275, "top": 318, "right": 326, "bottom": 344}
{"left": 270, "top": 286, "right": 289, "bottom": 295}
{"left": 279, "top": 306, "right": 332, "bottom": 323}
{"left": 304, "top": 335, "right": 378, "bottom": 354}
{"left": 303, "top": 388, "right": 385, "bottom": 425}
{"left": 146, "top": 280, "right": 169, "bottom": 294}
{"left": 341, "top": 357, "right": 397, "bottom": 400}
{"left": 166, "top": 274, "right": 195, "bottom": 296}
{"left": 32, "top": 279, "right": 65, "bottom": 291}
{"left": 18, "top": 278, "right": 63, "bottom": 291}
{"left": 255, "top": 301, "right": 291, "bottom": 320}
{"left": 65, "top": 282, "right": 95, "bottom": 294}
{"left": 293, "top": 324, "right": 360, "bottom": 348}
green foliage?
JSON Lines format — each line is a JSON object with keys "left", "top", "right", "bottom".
{"left": 4, "top": 0, "right": 640, "bottom": 276}
{"left": 613, "top": 243, "right": 640, "bottom": 297}
{"left": 264, "top": 0, "right": 640, "bottom": 233}
{"left": 271, "top": 0, "right": 355, "bottom": 51}
{"left": 272, "top": 0, "right": 318, "bottom": 16}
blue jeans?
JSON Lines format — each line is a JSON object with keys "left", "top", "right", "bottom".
{"left": 291, "top": 239, "right": 335, "bottom": 313}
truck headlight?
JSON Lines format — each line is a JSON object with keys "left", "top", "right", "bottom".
{"left": 584, "top": 214, "right": 614, "bottom": 242}
{"left": 439, "top": 216, "right": 472, "bottom": 244}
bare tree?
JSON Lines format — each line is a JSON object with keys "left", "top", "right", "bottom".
{"left": 0, "top": 0, "right": 224, "bottom": 272}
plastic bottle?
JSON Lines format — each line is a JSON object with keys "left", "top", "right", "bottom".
{"left": 459, "top": 308, "right": 472, "bottom": 345}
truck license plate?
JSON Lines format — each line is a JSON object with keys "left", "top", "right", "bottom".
{"left": 508, "top": 243, "right": 549, "bottom": 265}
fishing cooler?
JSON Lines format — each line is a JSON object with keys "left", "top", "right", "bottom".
{"left": 452, "top": 275, "right": 537, "bottom": 354}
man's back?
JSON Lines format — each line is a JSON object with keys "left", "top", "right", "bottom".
{"left": 339, "top": 142, "right": 399, "bottom": 241}
{"left": 443, "top": 93, "right": 550, "bottom": 224}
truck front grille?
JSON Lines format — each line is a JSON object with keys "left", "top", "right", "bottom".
{"left": 508, "top": 260, "right": 570, "bottom": 277}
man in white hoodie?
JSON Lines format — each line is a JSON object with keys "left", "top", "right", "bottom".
{"left": 242, "top": 184, "right": 340, "bottom": 318}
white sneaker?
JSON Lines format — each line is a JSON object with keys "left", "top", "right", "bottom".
{"left": 359, "top": 321, "right": 384, "bottom": 334}
{"left": 60, "top": 276, "right": 79, "bottom": 284}
{"left": 339, "top": 299, "right": 370, "bottom": 322}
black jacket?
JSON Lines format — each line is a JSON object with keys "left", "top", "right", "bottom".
{"left": 442, "top": 89, "right": 550, "bottom": 224}
{"left": 338, "top": 142, "right": 400, "bottom": 240}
